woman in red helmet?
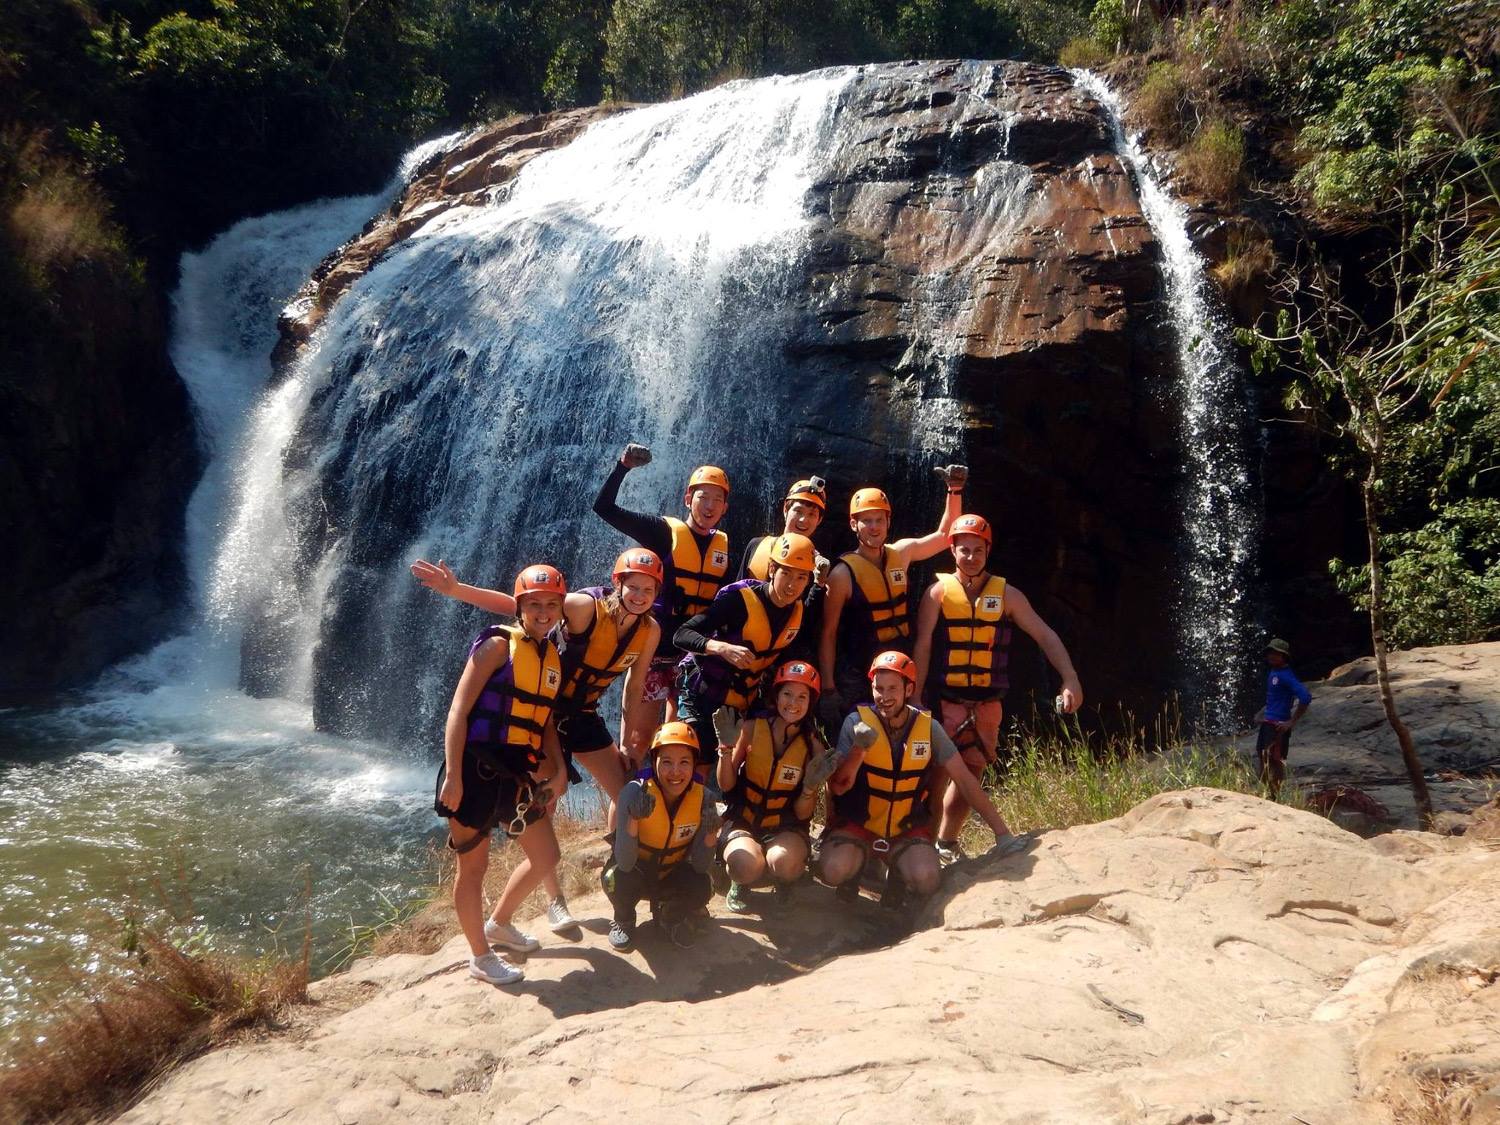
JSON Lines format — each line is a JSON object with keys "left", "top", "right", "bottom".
{"left": 815, "top": 649, "right": 1014, "bottom": 912}
{"left": 413, "top": 548, "right": 664, "bottom": 932}
{"left": 435, "top": 564, "right": 569, "bottom": 986}
{"left": 715, "top": 659, "right": 843, "bottom": 913}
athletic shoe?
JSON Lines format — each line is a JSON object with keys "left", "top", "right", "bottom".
{"left": 546, "top": 897, "right": 580, "bottom": 933}
{"left": 665, "top": 919, "right": 697, "bottom": 949}
{"left": 484, "top": 919, "right": 540, "bottom": 953}
{"left": 469, "top": 952, "right": 524, "bottom": 985}
{"left": 772, "top": 881, "right": 796, "bottom": 910}
{"left": 935, "top": 839, "right": 967, "bottom": 867}
{"left": 709, "top": 860, "right": 730, "bottom": 895}
{"left": 881, "top": 878, "right": 907, "bottom": 912}
{"left": 835, "top": 880, "right": 861, "bottom": 903}
{"left": 607, "top": 920, "right": 635, "bottom": 953}
{"left": 724, "top": 882, "right": 751, "bottom": 914}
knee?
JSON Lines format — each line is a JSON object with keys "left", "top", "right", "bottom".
{"left": 901, "top": 852, "right": 941, "bottom": 896}
{"left": 766, "top": 843, "right": 807, "bottom": 881}
{"left": 726, "top": 846, "right": 765, "bottom": 883}
{"left": 817, "top": 844, "right": 861, "bottom": 885}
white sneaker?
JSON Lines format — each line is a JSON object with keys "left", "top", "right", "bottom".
{"left": 484, "top": 919, "right": 540, "bottom": 953}
{"left": 546, "top": 897, "right": 579, "bottom": 933}
{"left": 469, "top": 952, "right": 523, "bottom": 985}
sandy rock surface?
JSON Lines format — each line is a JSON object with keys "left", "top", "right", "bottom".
{"left": 122, "top": 789, "right": 1500, "bottom": 1124}
{"left": 1234, "top": 641, "right": 1500, "bottom": 829}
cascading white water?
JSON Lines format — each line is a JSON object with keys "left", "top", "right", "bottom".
{"left": 1072, "top": 70, "right": 1259, "bottom": 727}
{"left": 225, "top": 71, "right": 871, "bottom": 736}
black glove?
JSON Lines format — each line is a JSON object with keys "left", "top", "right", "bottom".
{"left": 621, "top": 443, "right": 652, "bottom": 469}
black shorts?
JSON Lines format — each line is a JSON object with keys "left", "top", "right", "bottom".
{"left": 719, "top": 820, "right": 810, "bottom": 855}
{"left": 556, "top": 708, "right": 615, "bottom": 756}
{"left": 434, "top": 752, "right": 544, "bottom": 837}
{"left": 1256, "top": 722, "right": 1292, "bottom": 760}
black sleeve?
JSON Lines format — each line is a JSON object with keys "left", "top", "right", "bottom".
{"left": 593, "top": 461, "right": 672, "bottom": 555}
{"left": 673, "top": 590, "right": 751, "bottom": 654}
{"left": 737, "top": 535, "right": 766, "bottom": 581}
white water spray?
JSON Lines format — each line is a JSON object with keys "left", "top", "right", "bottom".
{"left": 1073, "top": 70, "right": 1259, "bottom": 726}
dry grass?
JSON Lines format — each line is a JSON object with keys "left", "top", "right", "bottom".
{"left": 1129, "top": 62, "right": 1190, "bottom": 143}
{"left": 1058, "top": 36, "right": 1112, "bottom": 70}
{"left": 1212, "top": 228, "right": 1276, "bottom": 295}
{"left": 1177, "top": 118, "right": 1246, "bottom": 198}
{"left": 0, "top": 924, "right": 308, "bottom": 1124}
{"left": 361, "top": 812, "right": 610, "bottom": 960}
{"left": 1385, "top": 1068, "right": 1493, "bottom": 1124}
{"left": 4, "top": 134, "right": 130, "bottom": 276}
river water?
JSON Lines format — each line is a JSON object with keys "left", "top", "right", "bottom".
{"left": 0, "top": 65, "right": 1258, "bottom": 1039}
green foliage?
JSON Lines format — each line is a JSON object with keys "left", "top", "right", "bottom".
{"left": 1087, "top": 0, "right": 1124, "bottom": 50}
{"left": 1057, "top": 34, "right": 1109, "bottom": 70}
{"left": 1131, "top": 61, "right": 1188, "bottom": 140}
{"left": 1332, "top": 501, "right": 1500, "bottom": 648}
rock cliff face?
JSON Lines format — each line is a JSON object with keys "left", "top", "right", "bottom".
{"left": 272, "top": 61, "right": 1201, "bottom": 726}
{"left": 0, "top": 267, "right": 198, "bottom": 701}
{"left": 120, "top": 790, "right": 1500, "bottom": 1123}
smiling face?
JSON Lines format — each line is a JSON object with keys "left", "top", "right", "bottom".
{"left": 517, "top": 592, "right": 564, "bottom": 637}
{"left": 652, "top": 742, "right": 696, "bottom": 797}
{"left": 950, "top": 533, "right": 989, "bottom": 577}
{"left": 851, "top": 509, "right": 889, "bottom": 550}
{"left": 685, "top": 484, "right": 727, "bottom": 530}
{"left": 783, "top": 498, "right": 823, "bottom": 537}
{"left": 768, "top": 562, "right": 811, "bottom": 605}
{"left": 617, "top": 573, "right": 659, "bottom": 615}
{"left": 775, "top": 682, "right": 812, "bottom": 724}
{"left": 870, "top": 669, "right": 912, "bottom": 720}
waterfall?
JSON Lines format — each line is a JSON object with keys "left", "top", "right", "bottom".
{"left": 1072, "top": 70, "right": 1259, "bottom": 727}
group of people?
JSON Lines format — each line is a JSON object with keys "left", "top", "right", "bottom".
{"left": 415, "top": 444, "right": 1085, "bottom": 986}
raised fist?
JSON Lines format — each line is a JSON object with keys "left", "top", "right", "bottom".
{"left": 813, "top": 553, "right": 832, "bottom": 587}
{"left": 934, "top": 463, "right": 969, "bottom": 489}
{"left": 621, "top": 443, "right": 653, "bottom": 469}
{"left": 850, "top": 720, "right": 878, "bottom": 750}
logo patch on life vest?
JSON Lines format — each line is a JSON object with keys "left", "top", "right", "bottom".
{"left": 982, "top": 595, "right": 1002, "bottom": 612}
{"left": 545, "top": 668, "right": 560, "bottom": 689}
{"left": 777, "top": 765, "right": 803, "bottom": 785}
{"left": 784, "top": 628, "right": 798, "bottom": 642}
{"left": 673, "top": 823, "right": 698, "bottom": 843}
{"left": 910, "top": 739, "right": 931, "bottom": 762}
{"left": 711, "top": 550, "right": 729, "bottom": 569}
{"left": 889, "top": 568, "right": 907, "bottom": 587}
{"left": 619, "top": 653, "right": 638, "bottom": 667}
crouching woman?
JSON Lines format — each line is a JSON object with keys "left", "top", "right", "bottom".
{"left": 603, "top": 721, "right": 720, "bottom": 951}
{"left": 715, "top": 660, "right": 843, "bottom": 912}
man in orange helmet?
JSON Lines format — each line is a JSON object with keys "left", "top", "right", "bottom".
{"left": 912, "top": 513, "right": 1083, "bottom": 864}
{"left": 673, "top": 533, "right": 817, "bottom": 770}
{"left": 739, "top": 475, "right": 832, "bottom": 661}
{"left": 816, "top": 649, "right": 1014, "bottom": 912}
{"left": 817, "top": 464, "right": 968, "bottom": 729}
{"left": 594, "top": 444, "right": 731, "bottom": 737}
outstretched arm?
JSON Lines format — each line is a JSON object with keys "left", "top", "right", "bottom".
{"left": 411, "top": 559, "right": 517, "bottom": 616}
{"left": 1005, "top": 586, "right": 1083, "bottom": 713}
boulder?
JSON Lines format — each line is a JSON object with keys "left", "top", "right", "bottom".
{"left": 122, "top": 790, "right": 1500, "bottom": 1124}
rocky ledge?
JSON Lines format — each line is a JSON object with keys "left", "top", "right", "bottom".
{"left": 123, "top": 789, "right": 1500, "bottom": 1124}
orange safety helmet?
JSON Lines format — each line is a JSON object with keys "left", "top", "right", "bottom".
{"left": 650, "top": 720, "right": 701, "bottom": 753}
{"left": 773, "top": 660, "right": 821, "bottom": 696}
{"left": 868, "top": 650, "right": 918, "bottom": 685}
{"left": 849, "top": 487, "right": 892, "bottom": 517}
{"left": 783, "top": 478, "right": 827, "bottom": 511}
{"left": 686, "top": 465, "right": 730, "bottom": 495}
{"left": 768, "top": 532, "right": 817, "bottom": 572}
{"left": 612, "top": 547, "right": 665, "bottom": 585}
{"left": 949, "top": 513, "right": 993, "bottom": 546}
{"left": 514, "top": 563, "right": 567, "bottom": 600}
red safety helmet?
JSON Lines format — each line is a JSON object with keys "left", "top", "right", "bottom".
{"left": 612, "top": 547, "right": 664, "bottom": 586}
{"left": 773, "top": 660, "right": 821, "bottom": 697}
{"left": 949, "top": 513, "right": 993, "bottom": 547}
{"left": 514, "top": 564, "right": 567, "bottom": 601}
{"left": 650, "top": 720, "right": 701, "bottom": 753}
{"left": 868, "top": 650, "right": 918, "bottom": 685}
{"left": 849, "top": 487, "right": 892, "bottom": 517}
